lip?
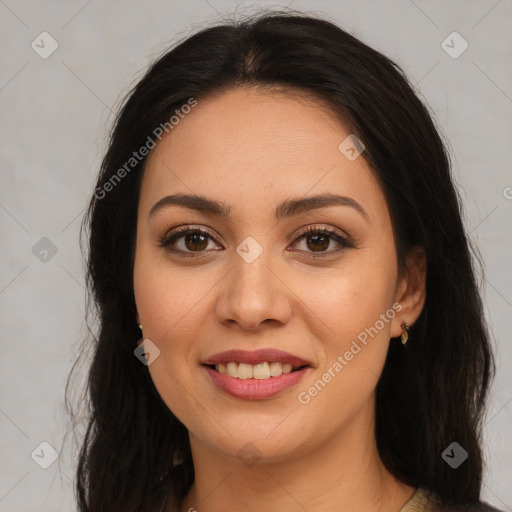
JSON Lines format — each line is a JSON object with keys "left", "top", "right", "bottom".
{"left": 203, "top": 365, "right": 311, "bottom": 400}
{"left": 203, "top": 348, "right": 313, "bottom": 367}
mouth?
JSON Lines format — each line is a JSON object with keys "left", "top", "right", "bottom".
{"left": 204, "top": 361, "right": 308, "bottom": 380}
{"left": 202, "top": 348, "right": 312, "bottom": 399}
{"left": 203, "top": 348, "right": 312, "bottom": 378}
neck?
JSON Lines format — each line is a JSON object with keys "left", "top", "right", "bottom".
{"left": 179, "top": 399, "right": 415, "bottom": 512}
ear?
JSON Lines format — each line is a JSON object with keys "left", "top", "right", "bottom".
{"left": 391, "top": 246, "right": 427, "bottom": 338}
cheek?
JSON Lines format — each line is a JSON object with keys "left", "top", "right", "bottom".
{"left": 297, "top": 256, "right": 396, "bottom": 350}
{"left": 133, "top": 243, "right": 216, "bottom": 343}
{"left": 291, "top": 247, "right": 398, "bottom": 413}
{"left": 292, "top": 262, "right": 396, "bottom": 429}
{"left": 133, "top": 254, "right": 214, "bottom": 426}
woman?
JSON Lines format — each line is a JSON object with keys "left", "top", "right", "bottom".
{"left": 68, "top": 11, "right": 503, "bottom": 512}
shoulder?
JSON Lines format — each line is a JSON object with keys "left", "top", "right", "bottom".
{"left": 400, "top": 487, "right": 505, "bottom": 512}
{"left": 416, "top": 487, "right": 506, "bottom": 512}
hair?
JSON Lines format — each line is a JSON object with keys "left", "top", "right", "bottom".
{"left": 66, "top": 10, "right": 496, "bottom": 512}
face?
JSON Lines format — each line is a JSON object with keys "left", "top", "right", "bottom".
{"left": 133, "top": 87, "right": 416, "bottom": 464}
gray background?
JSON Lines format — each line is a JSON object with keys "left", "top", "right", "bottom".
{"left": 1, "top": 1, "right": 511, "bottom": 510}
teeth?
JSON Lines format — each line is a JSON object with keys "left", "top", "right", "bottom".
{"left": 282, "top": 363, "right": 292, "bottom": 374}
{"left": 214, "top": 361, "right": 301, "bottom": 379}
{"left": 253, "top": 362, "right": 270, "bottom": 380}
{"left": 237, "top": 363, "right": 253, "bottom": 379}
{"left": 269, "top": 362, "right": 282, "bottom": 377}
{"left": 227, "top": 361, "right": 238, "bottom": 378}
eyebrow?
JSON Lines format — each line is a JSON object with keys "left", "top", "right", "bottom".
{"left": 149, "top": 193, "right": 369, "bottom": 223}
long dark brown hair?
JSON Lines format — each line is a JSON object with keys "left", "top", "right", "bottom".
{"left": 66, "top": 10, "right": 496, "bottom": 512}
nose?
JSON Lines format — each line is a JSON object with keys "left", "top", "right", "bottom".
{"left": 215, "top": 247, "right": 293, "bottom": 331}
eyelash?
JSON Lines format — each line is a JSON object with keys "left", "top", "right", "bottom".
{"left": 157, "top": 224, "right": 354, "bottom": 259}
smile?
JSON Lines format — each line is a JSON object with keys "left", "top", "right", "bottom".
{"left": 202, "top": 348, "right": 312, "bottom": 399}
{"left": 211, "top": 361, "right": 302, "bottom": 379}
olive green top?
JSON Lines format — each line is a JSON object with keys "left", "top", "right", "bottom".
{"left": 398, "top": 486, "right": 503, "bottom": 512}
{"left": 398, "top": 488, "right": 433, "bottom": 511}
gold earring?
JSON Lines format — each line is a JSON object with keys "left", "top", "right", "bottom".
{"left": 400, "top": 321, "right": 409, "bottom": 345}
{"left": 139, "top": 324, "right": 143, "bottom": 331}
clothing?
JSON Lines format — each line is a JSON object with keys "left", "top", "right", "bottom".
{"left": 398, "top": 486, "right": 504, "bottom": 512}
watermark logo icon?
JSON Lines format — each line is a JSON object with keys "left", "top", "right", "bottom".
{"left": 338, "top": 134, "right": 365, "bottom": 161}
{"left": 32, "top": 237, "right": 58, "bottom": 263}
{"left": 31, "top": 32, "right": 59, "bottom": 59}
{"left": 236, "top": 236, "right": 263, "bottom": 264}
{"left": 134, "top": 339, "right": 161, "bottom": 366}
{"left": 442, "top": 441, "right": 468, "bottom": 468}
{"left": 31, "top": 441, "right": 58, "bottom": 469}
{"left": 237, "top": 442, "right": 262, "bottom": 468}
{"left": 441, "top": 32, "right": 468, "bottom": 59}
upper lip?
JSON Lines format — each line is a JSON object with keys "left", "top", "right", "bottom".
{"left": 203, "top": 348, "right": 313, "bottom": 368}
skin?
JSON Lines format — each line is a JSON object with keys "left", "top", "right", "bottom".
{"left": 133, "top": 87, "right": 426, "bottom": 512}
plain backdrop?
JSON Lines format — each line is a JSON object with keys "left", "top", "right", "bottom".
{"left": 1, "top": 1, "right": 511, "bottom": 510}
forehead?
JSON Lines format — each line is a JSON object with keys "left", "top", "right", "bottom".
{"left": 140, "top": 87, "right": 386, "bottom": 224}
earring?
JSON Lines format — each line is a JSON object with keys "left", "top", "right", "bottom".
{"left": 400, "top": 321, "right": 409, "bottom": 346}
{"left": 139, "top": 324, "right": 143, "bottom": 331}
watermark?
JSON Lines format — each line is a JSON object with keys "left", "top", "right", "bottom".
{"left": 134, "top": 338, "right": 161, "bottom": 366}
{"left": 236, "top": 236, "right": 263, "bottom": 263}
{"left": 32, "top": 236, "right": 58, "bottom": 263}
{"left": 297, "top": 302, "right": 403, "bottom": 405}
{"left": 31, "top": 31, "right": 59, "bottom": 59}
{"left": 94, "top": 97, "right": 198, "bottom": 200}
{"left": 338, "top": 134, "right": 365, "bottom": 161}
{"left": 237, "top": 442, "right": 262, "bottom": 468}
{"left": 441, "top": 442, "right": 468, "bottom": 469}
{"left": 441, "top": 31, "right": 469, "bottom": 60}
{"left": 31, "top": 441, "right": 59, "bottom": 469}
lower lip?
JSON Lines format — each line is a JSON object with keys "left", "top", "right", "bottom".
{"left": 203, "top": 365, "right": 310, "bottom": 400}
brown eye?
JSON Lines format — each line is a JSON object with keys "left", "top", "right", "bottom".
{"left": 305, "top": 233, "right": 330, "bottom": 252}
{"left": 291, "top": 227, "right": 354, "bottom": 257}
{"left": 184, "top": 232, "right": 209, "bottom": 251}
{"left": 158, "top": 227, "right": 221, "bottom": 256}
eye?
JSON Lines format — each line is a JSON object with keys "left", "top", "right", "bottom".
{"left": 158, "top": 225, "right": 222, "bottom": 257}
{"left": 289, "top": 225, "right": 354, "bottom": 258}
